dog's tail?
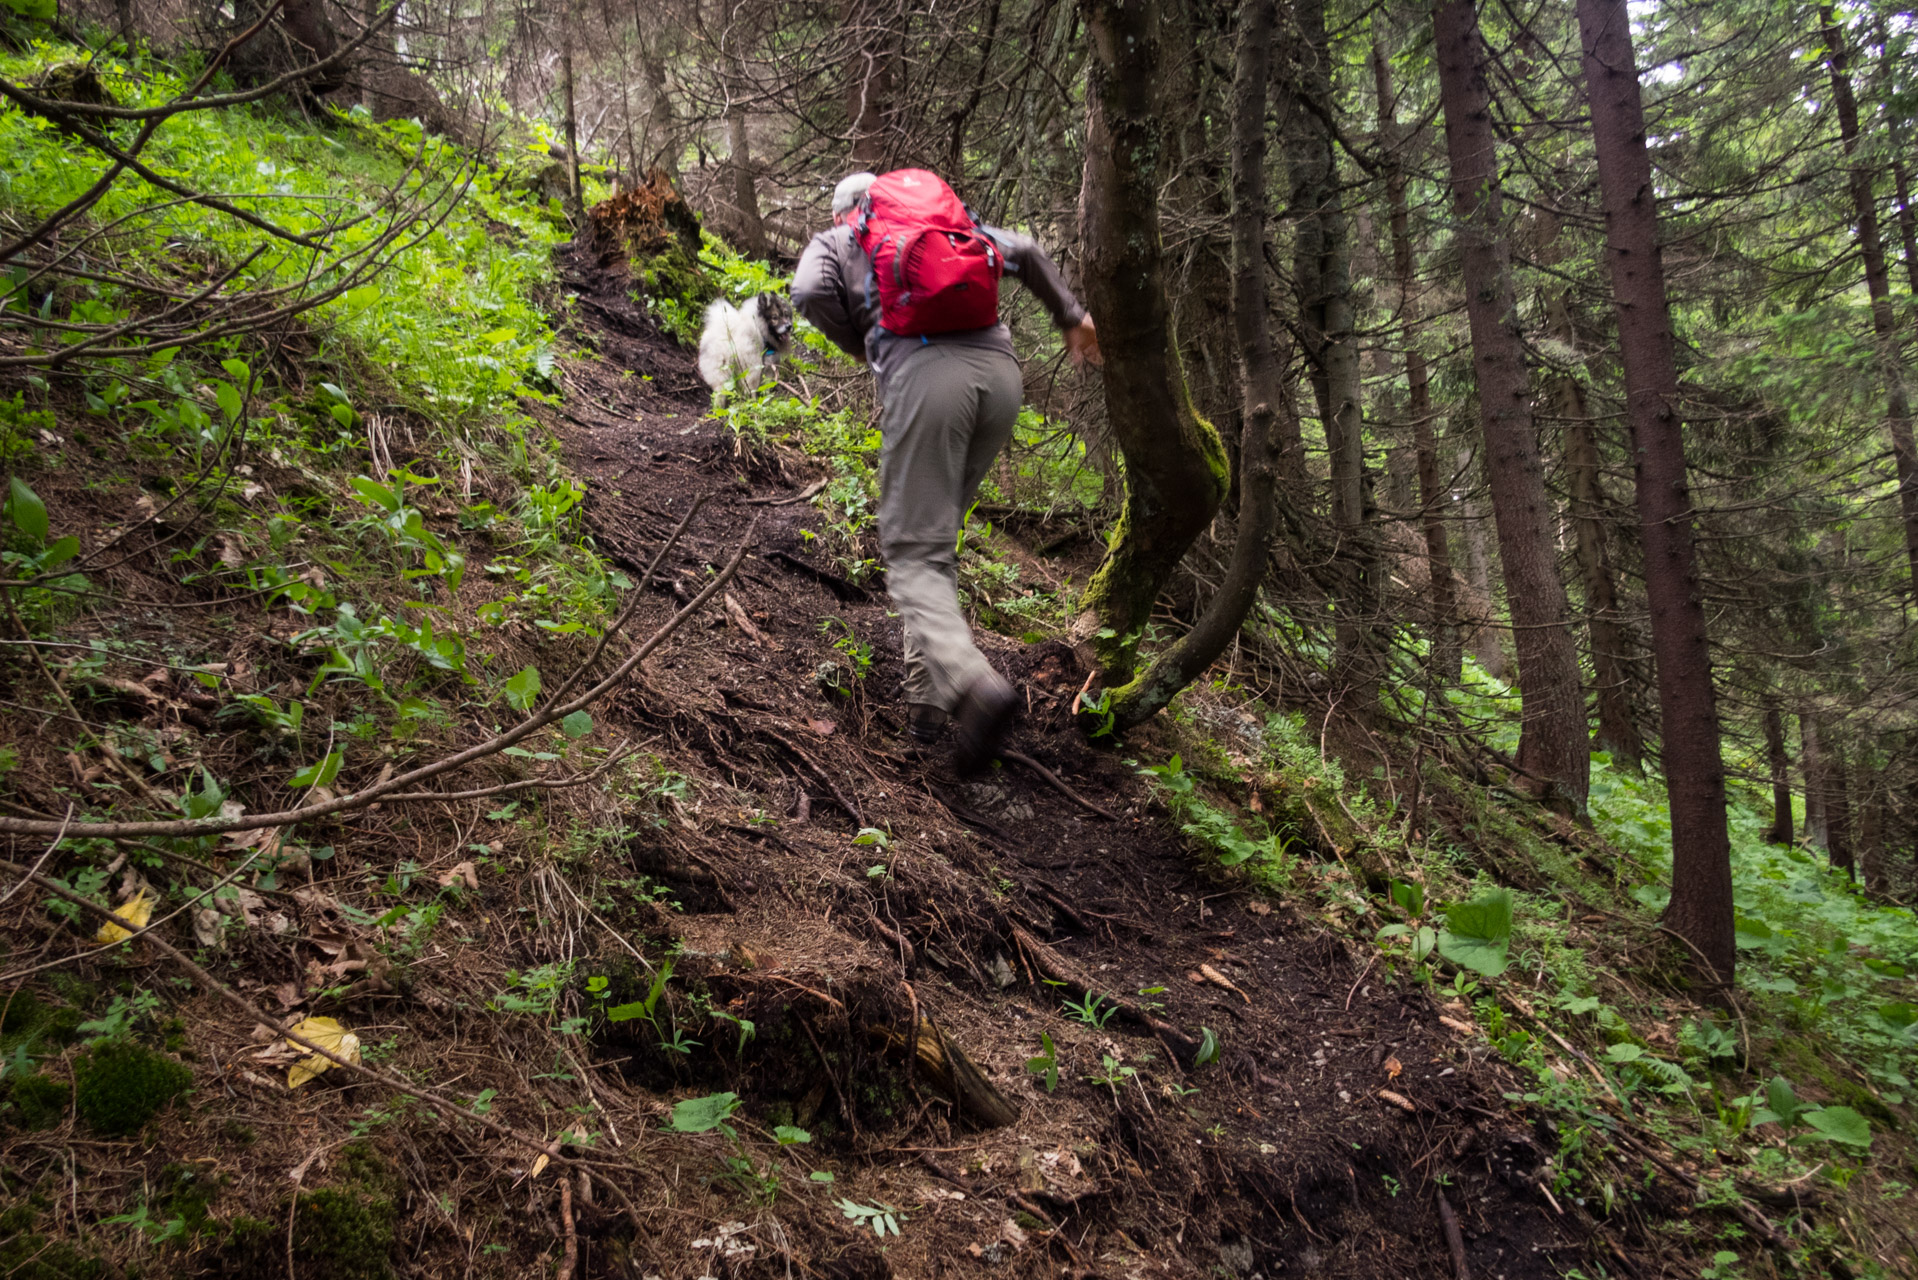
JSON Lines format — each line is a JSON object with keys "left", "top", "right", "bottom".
{"left": 703, "top": 296, "right": 736, "bottom": 326}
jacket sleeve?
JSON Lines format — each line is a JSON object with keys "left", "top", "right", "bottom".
{"left": 988, "top": 227, "right": 1088, "bottom": 331}
{"left": 792, "top": 229, "right": 866, "bottom": 358}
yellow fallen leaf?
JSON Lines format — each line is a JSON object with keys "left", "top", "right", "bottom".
{"left": 94, "top": 889, "right": 153, "bottom": 945}
{"left": 285, "top": 1016, "right": 361, "bottom": 1089}
{"left": 529, "top": 1153, "right": 550, "bottom": 1179}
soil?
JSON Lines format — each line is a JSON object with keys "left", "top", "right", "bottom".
{"left": 519, "top": 243, "right": 1600, "bottom": 1278}
{"left": 0, "top": 239, "right": 1622, "bottom": 1280}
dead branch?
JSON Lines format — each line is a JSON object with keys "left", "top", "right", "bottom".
{"left": 4, "top": 856, "right": 650, "bottom": 1230}
{"left": 0, "top": 519, "right": 759, "bottom": 841}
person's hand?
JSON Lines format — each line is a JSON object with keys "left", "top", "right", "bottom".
{"left": 1065, "top": 315, "right": 1103, "bottom": 368}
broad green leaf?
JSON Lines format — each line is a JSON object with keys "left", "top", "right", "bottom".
{"left": 8, "top": 476, "right": 47, "bottom": 543}
{"left": 331, "top": 403, "right": 356, "bottom": 429}
{"left": 42, "top": 535, "right": 79, "bottom": 568}
{"left": 773, "top": 1125, "right": 812, "bottom": 1145}
{"left": 215, "top": 380, "right": 244, "bottom": 424}
{"left": 502, "top": 665, "right": 541, "bottom": 711}
{"left": 559, "top": 710, "right": 593, "bottom": 739}
{"left": 221, "top": 358, "right": 251, "bottom": 383}
{"left": 1195, "top": 1026, "right": 1221, "bottom": 1067}
{"left": 290, "top": 751, "right": 343, "bottom": 789}
{"left": 1436, "top": 888, "right": 1512, "bottom": 977}
{"left": 1765, "top": 1076, "right": 1809, "bottom": 1126}
{"left": 668, "top": 1091, "right": 740, "bottom": 1133}
{"left": 349, "top": 477, "right": 399, "bottom": 512}
{"left": 1390, "top": 878, "right": 1425, "bottom": 918}
{"left": 1801, "top": 1106, "right": 1872, "bottom": 1148}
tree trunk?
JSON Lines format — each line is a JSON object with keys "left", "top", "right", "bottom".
{"left": 560, "top": 10, "right": 584, "bottom": 219}
{"left": 1802, "top": 712, "right": 1828, "bottom": 850}
{"left": 1372, "top": 19, "right": 1459, "bottom": 687}
{"left": 1558, "top": 351, "right": 1642, "bottom": 769}
{"left": 1578, "top": 0, "right": 1733, "bottom": 981}
{"left": 1765, "top": 702, "right": 1794, "bottom": 846}
{"left": 1107, "top": 0, "right": 1285, "bottom": 728}
{"left": 1894, "top": 157, "right": 1918, "bottom": 297}
{"left": 1859, "top": 767, "right": 1887, "bottom": 893}
{"left": 1289, "top": 0, "right": 1376, "bottom": 715}
{"left": 844, "top": 0, "right": 894, "bottom": 167}
{"left": 1076, "top": 0, "right": 1230, "bottom": 683}
{"left": 1434, "top": 0, "right": 1588, "bottom": 815}
{"left": 1822, "top": 8, "right": 1918, "bottom": 593}
{"left": 635, "top": 2, "right": 681, "bottom": 180}
{"left": 724, "top": 62, "right": 768, "bottom": 257}
{"left": 1457, "top": 441, "right": 1507, "bottom": 680}
{"left": 1826, "top": 732, "right": 1856, "bottom": 879}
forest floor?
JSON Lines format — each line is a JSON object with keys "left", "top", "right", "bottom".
{"left": 0, "top": 235, "right": 1625, "bottom": 1280}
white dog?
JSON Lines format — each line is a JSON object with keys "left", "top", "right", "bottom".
{"left": 696, "top": 293, "right": 793, "bottom": 398}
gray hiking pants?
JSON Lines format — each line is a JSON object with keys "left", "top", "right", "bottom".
{"left": 876, "top": 341, "right": 1024, "bottom": 712}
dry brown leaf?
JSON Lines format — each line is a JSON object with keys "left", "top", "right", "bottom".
{"left": 1198, "top": 963, "right": 1250, "bottom": 1004}
{"left": 1377, "top": 1089, "right": 1416, "bottom": 1113}
{"left": 94, "top": 889, "right": 153, "bottom": 946}
{"left": 1383, "top": 1055, "right": 1403, "bottom": 1080}
{"left": 1439, "top": 1015, "right": 1477, "bottom": 1036}
{"left": 528, "top": 1153, "right": 550, "bottom": 1179}
{"left": 436, "top": 861, "right": 479, "bottom": 891}
{"left": 192, "top": 907, "right": 226, "bottom": 949}
{"left": 807, "top": 719, "right": 835, "bottom": 737}
{"left": 1245, "top": 900, "right": 1273, "bottom": 916}
{"left": 285, "top": 1016, "right": 360, "bottom": 1089}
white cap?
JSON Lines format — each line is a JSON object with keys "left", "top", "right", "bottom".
{"left": 832, "top": 172, "right": 877, "bottom": 216}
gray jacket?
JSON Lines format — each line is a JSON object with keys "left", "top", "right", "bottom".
{"left": 791, "top": 223, "right": 1086, "bottom": 378}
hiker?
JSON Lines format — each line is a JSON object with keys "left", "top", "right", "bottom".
{"left": 792, "top": 169, "right": 1101, "bottom": 772}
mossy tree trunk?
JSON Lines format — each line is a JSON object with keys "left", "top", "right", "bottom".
{"left": 1074, "top": 0, "right": 1229, "bottom": 684}
{"left": 1105, "top": 0, "right": 1286, "bottom": 730}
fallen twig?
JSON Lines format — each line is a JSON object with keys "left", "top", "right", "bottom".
{"left": 1001, "top": 750, "right": 1118, "bottom": 820}
{"left": 0, "top": 517, "right": 757, "bottom": 840}
{"left": 1436, "top": 1188, "right": 1470, "bottom": 1280}
{"left": 6, "top": 856, "right": 650, "bottom": 1230}
{"left": 556, "top": 1176, "right": 578, "bottom": 1280}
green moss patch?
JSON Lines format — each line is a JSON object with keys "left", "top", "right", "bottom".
{"left": 2, "top": 1071, "right": 70, "bottom": 1131}
{"left": 292, "top": 1188, "right": 397, "bottom": 1280}
{"left": 73, "top": 1040, "right": 192, "bottom": 1136}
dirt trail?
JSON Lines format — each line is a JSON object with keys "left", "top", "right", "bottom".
{"left": 537, "top": 245, "right": 1595, "bottom": 1279}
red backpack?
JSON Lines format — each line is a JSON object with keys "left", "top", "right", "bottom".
{"left": 854, "top": 169, "right": 1003, "bottom": 336}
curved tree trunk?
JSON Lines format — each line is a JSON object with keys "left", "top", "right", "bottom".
{"left": 1107, "top": 0, "right": 1285, "bottom": 728}
{"left": 1075, "top": 0, "right": 1229, "bottom": 683}
{"left": 1433, "top": 0, "right": 1588, "bottom": 816}
{"left": 1578, "top": 0, "right": 1734, "bottom": 981}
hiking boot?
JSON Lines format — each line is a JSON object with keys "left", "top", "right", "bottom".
{"left": 952, "top": 673, "right": 1017, "bottom": 776}
{"left": 906, "top": 703, "right": 948, "bottom": 746}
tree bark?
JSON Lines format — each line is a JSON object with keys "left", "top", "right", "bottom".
{"left": 1578, "top": 0, "right": 1733, "bottom": 981}
{"left": 844, "top": 0, "right": 895, "bottom": 167}
{"left": 1107, "top": 0, "right": 1285, "bottom": 728}
{"left": 1075, "top": 0, "right": 1230, "bottom": 684}
{"left": 1289, "top": 0, "right": 1377, "bottom": 714}
{"left": 1822, "top": 8, "right": 1918, "bottom": 593}
{"left": 560, "top": 9, "right": 584, "bottom": 219}
{"left": 724, "top": 61, "right": 768, "bottom": 257}
{"left": 1557, "top": 348, "right": 1642, "bottom": 769}
{"left": 1372, "top": 18, "right": 1459, "bottom": 687}
{"left": 1802, "top": 712, "right": 1828, "bottom": 850}
{"left": 1457, "top": 440, "right": 1507, "bottom": 680}
{"left": 1434, "top": 0, "right": 1588, "bottom": 815}
{"left": 1764, "top": 702, "right": 1794, "bottom": 846}
{"left": 1826, "top": 730, "right": 1856, "bottom": 879}
{"left": 1859, "top": 769, "right": 1888, "bottom": 893}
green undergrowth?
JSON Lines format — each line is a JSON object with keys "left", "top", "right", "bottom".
{"left": 0, "top": 27, "right": 642, "bottom": 1152}
{"left": 1123, "top": 679, "right": 1918, "bottom": 1275}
